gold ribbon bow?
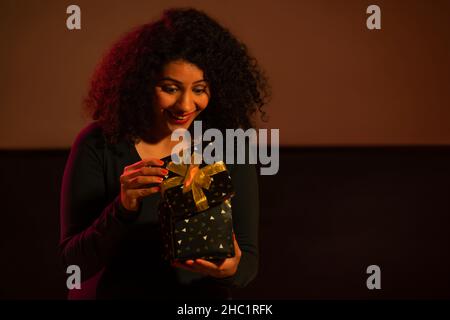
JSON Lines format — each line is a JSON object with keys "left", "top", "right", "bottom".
{"left": 160, "top": 152, "right": 227, "bottom": 212}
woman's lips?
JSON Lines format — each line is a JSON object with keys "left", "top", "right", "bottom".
{"left": 166, "top": 110, "right": 196, "bottom": 125}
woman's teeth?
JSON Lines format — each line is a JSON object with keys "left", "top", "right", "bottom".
{"left": 168, "top": 111, "right": 191, "bottom": 120}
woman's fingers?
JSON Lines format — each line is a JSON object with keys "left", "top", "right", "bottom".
{"left": 193, "top": 259, "right": 230, "bottom": 278}
{"left": 194, "top": 259, "right": 223, "bottom": 269}
{"left": 181, "top": 259, "right": 222, "bottom": 270}
{"left": 124, "top": 158, "right": 164, "bottom": 172}
{"left": 119, "top": 158, "right": 167, "bottom": 211}
{"left": 172, "top": 261, "right": 196, "bottom": 272}
{"left": 126, "top": 186, "right": 161, "bottom": 199}
{"left": 120, "top": 167, "right": 168, "bottom": 186}
{"left": 123, "top": 175, "right": 163, "bottom": 189}
{"left": 128, "top": 166, "right": 168, "bottom": 179}
{"left": 172, "top": 257, "right": 239, "bottom": 278}
{"left": 174, "top": 260, "right": 213, "bottom": 276}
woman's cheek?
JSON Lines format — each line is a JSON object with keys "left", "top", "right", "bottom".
{"left": 200, "top": 97, "right": 209, "bottom": 110}
{"left": 154, "top": 90, "right": 173, "bottom": 107}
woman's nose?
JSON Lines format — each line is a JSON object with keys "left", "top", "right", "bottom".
{"left": 176, "top": 91, "right": 196, "bottom": 113}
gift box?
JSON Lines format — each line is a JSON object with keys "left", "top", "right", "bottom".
{"left": 159, "top": 199, "right": 234, "bottom": 261}
{"left": 158, "top": 147, "right": 235, "bottom": 262}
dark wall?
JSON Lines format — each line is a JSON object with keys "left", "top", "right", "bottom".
{"left": 1, "top": 147, "right": 449, "bottom": 299}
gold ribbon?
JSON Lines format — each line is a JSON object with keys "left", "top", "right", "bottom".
{"left": 160, "top": 152, "right": 228, "bottom": 212}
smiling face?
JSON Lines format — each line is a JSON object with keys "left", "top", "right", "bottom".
{"left": 151, "top": 59, "right": 210, "bottom": 135}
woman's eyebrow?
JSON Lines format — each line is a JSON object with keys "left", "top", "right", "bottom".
{"left": 159, "top": 77, "right": 207, "bottom": 84}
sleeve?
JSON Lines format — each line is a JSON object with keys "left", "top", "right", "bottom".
{"left": 212, "top": 161, "right": 260, "bottom": 288}
{"left": 58, "top": 126, "right": 140, "bottom": 282}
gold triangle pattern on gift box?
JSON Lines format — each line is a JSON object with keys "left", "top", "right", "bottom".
{"left": 159, "top": 200, "right": 235, "bottom": 261}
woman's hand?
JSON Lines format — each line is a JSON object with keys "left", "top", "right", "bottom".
{"left": 172, "top": 233, "right": 242, "bottom": 278}
{"left": 120, "top": 158, "right": 168, "bottom": 212}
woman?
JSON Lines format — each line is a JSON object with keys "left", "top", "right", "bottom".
{"left": 59, "top": 7, "right": 270, "bottom": 299}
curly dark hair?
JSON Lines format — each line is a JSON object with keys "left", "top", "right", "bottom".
{"left": 84, "top": 7, "right": 270, "bottom": 144}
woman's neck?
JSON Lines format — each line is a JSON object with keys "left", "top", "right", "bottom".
{"left": 134, "top": 132, "right": 189, "bottom": 160}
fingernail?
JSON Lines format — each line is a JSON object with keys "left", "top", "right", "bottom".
{"left": 162, "top": 169, "right": 169, "bottom": 175}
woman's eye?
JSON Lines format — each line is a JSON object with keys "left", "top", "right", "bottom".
{"left": 162, "top": 86, "right": 178, "bottom": 94}
{"left": 193, "top": 87, "right": 206, "bottom": 94}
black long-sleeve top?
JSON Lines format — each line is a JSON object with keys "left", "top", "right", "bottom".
{"left": 58, "top": 122, "right": 259, "bottom": 299}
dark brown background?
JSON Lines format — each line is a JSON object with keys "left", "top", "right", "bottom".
{"left": 1, "top": 0, "right": 450, "bottom": 148}
{"left": 0, "top": 0, "right": 449, "bottom": 301}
